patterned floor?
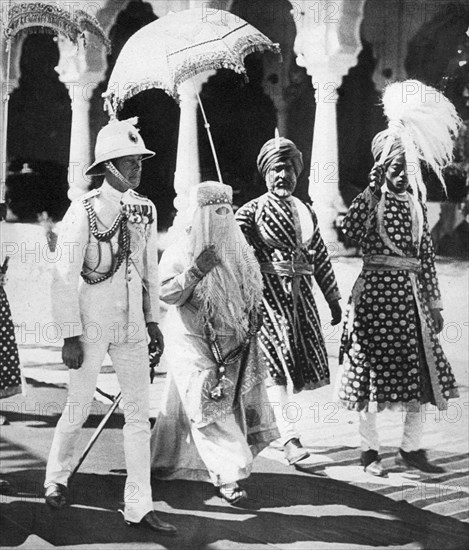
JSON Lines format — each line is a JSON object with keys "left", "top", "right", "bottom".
{"left": 262, "top": 441, "right": 469, "bottom": 523}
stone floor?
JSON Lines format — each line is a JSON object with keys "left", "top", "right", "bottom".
{"left": 1, "top": 222, "right": 468, "bottom": 549}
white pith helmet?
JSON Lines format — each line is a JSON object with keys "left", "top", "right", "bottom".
{"left": 86, "top": 117, "right": 155, "bottom": 176}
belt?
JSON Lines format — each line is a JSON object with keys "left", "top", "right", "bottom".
{"left": 363, "top": 254, "right": 421, "bottom": 273}
{"left": 259, "top": 260, "right": 314, "bottom": 277}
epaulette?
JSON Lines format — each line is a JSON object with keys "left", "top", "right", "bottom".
{"left": 129, "top": 189, "right": 151, "bottom": 202}
{"left": 79, "top": 188, "right": 100, "bottom": 203}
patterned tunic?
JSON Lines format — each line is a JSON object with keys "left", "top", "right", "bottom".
{"left": 236, "top": 193, "right": 341, "bottom": 392}
{"left": 0, "top": 287, "right": 21, "bottom": 398}
{"left": 337, "top": 187, "right": 459, "bottom": 412}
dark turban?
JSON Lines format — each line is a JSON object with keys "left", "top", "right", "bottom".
{"left": 257, "top": 137, "right": 304, "bottom": 179}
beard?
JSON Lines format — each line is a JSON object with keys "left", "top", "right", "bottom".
{"left": 272, "top": 187, "right": 292, "bottom": 198}
{"left": 267, "top": 178, "right": 295, "bottom": 198}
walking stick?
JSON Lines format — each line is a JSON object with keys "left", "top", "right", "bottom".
{"left": 69, "top": 392, "right": 122, "bottom": 482}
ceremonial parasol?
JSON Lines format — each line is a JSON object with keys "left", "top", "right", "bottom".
{"left": 0, "top": 1, "right": 110, "bottom": 219}
{"left": 104, "top": 7, "right": 280, "bottom": 184}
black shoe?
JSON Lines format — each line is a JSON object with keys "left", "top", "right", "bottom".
{"left": 45, "top": 483, "right": 68, "bottom": 509}
{"left": 360, "top": 450, "right": 386, "bottom": 477}
{"left": 284, "top": 438, "right": 310, "bottom": 465}
{"left": 126, "top": 511, "right": 177, "bottom": 536}
{"left": 0, "top": 479, "right": 14, "bottom": 495}
{"left": 397, "top": 449, "right": 445, "bottom": 474}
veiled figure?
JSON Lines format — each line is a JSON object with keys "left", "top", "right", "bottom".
{"left": 151, "top": 181, "right": 278, "bottom": 503}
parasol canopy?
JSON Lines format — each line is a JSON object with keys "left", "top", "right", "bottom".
{"left": 104, "top": 7, "right": 280, "bottom": 113}
{"left": 4, "top": 2, "right": 111, "bottom": 51}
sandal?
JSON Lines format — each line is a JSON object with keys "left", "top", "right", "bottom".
{"left": 217, "top": 483, "right": 247, "bottom": 504}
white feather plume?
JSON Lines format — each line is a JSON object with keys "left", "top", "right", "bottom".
{"left": 381, "top": 80, "right": 462, "bottom": 196}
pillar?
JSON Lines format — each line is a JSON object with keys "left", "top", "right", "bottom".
{"left": 0, "top": 30, "right": 22, "bottom": 219}
{"left": 291, "top": 0, "right": 366, "bottom": 246}
{"left": 55, "top": 34, "right": 107, "bottom": 200}
{"left": 66, "top": 82, "right": 97, "bottom": 199}
{"left": 309, "top": 77, "right": 343, "bottom": 246}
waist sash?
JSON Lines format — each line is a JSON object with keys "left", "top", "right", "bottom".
{"left": 259, "top": 260, "right": 313, "bottom": 347}
{"left": 259, "top": 260, "right": 313, "bottom": 277}
{"left": 363, "top": 254, "right": 421, "bottom": 273}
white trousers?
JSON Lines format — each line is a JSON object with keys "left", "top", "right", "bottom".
{"left": 266, "top": 385, "right": 300, "bottom": 446}
{"left": 45, "top": 333, "right": 152, "bottom": 523}
{"left": 359, "top": 408, "right": 424, "bottom": 453}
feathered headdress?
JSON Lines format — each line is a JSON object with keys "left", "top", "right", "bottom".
{"left": 375, "top": 80, "right": 462, "bottom": 199}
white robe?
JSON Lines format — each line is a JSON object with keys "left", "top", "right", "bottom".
{"left": 150, "top": 245, "right": 279, "bottom": 486}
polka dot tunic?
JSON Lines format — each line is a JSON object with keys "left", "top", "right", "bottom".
{"left": 236, "top": 193, "right": 341, "bottom": 392}
{"left": 0, "top": 286, "right": 21, "bottom": 398}
{"left": 337, "top": 187, "right": 458, "bottom": 412}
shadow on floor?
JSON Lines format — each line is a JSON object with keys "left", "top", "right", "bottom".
{"left": 1, "top": 468, "right": 468, "bottom": 549}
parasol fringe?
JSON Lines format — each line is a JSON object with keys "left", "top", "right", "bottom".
{"left": 235, "top": 38, "right": 282, "bottom": 62}
{"left": 111, "top": 44, "right": 281, "bottom": 108}
{"left": 7, "top": 17, "right": 80, "bottom": 42}
{"left": 6, "top": 3, "right": 80, "bottom": 41}
{"left": 5, "top": 3, "right": 110, "bottom": 52}
{"left": 173, "top": 40, "right": 280, "bottom": 92}
{"left": 110, "top": 79, "right": 179, "bottom": 112}
{"left": 105, "top": 17, "right": 281, "bottom": 108}
{"left": 174, "top": 57, "right": 246, "bottom": 88}
{"left": 6, "top": 25, "right": 66, "bottom": 40}
{"left": 173, "top": 37, "right": 282, "bottom": 91}
{"left": 75, "top": 10, "right": 111, "bottom": 53}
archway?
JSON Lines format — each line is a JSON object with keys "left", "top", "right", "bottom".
{"left": 7, "top": 34, "right": 70, "bottom": 221}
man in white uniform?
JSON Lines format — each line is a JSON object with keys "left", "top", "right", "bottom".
{"left": 44, "top": 118, "right": 177, "bottom": 535}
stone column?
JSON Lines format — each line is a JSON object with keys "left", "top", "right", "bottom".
{"left": 0, "top": 30, "right": 22, "bottom": 210}
{"left": 173, "top": 71, "right": 215, "bottom": 212}
{"left": 55, "top": 35, "right": 106, "bottom": 200}
{"left": 262, "top": 82, "right": 289, "bottom": 137}
{"left": 291, "top": 0, "right": 366, "bottom": 246}
{"left": 261, "top": 51, "right": 292, "bottom": 138}
{"left": 66, "top": 81, "right": 98, "bottom": 199}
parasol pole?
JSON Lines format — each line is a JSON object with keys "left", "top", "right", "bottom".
{"left": 0, "top": 0, "right": 13, "bottom": 218}
{"left": 192, "top": 81, "right": 223, "bottom": 184}
{"left": 1, "top": 42, "right": 12, "bottom": 205}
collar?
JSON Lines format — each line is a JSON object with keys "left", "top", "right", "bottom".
{"left": 382, "top": 183, "right": 410, "bottom": 202}
{"left": 388, "top": 190, "right": 410, "bottom": 202}
{"left": 101, "top": 180, "right": 128, "bottom": 203}
{"left": 266, "top": 191, "right": 294, "bottom": 204}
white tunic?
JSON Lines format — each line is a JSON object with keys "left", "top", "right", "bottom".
{"left": 52, "top": 181, "right": 159, "bottom": 342}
